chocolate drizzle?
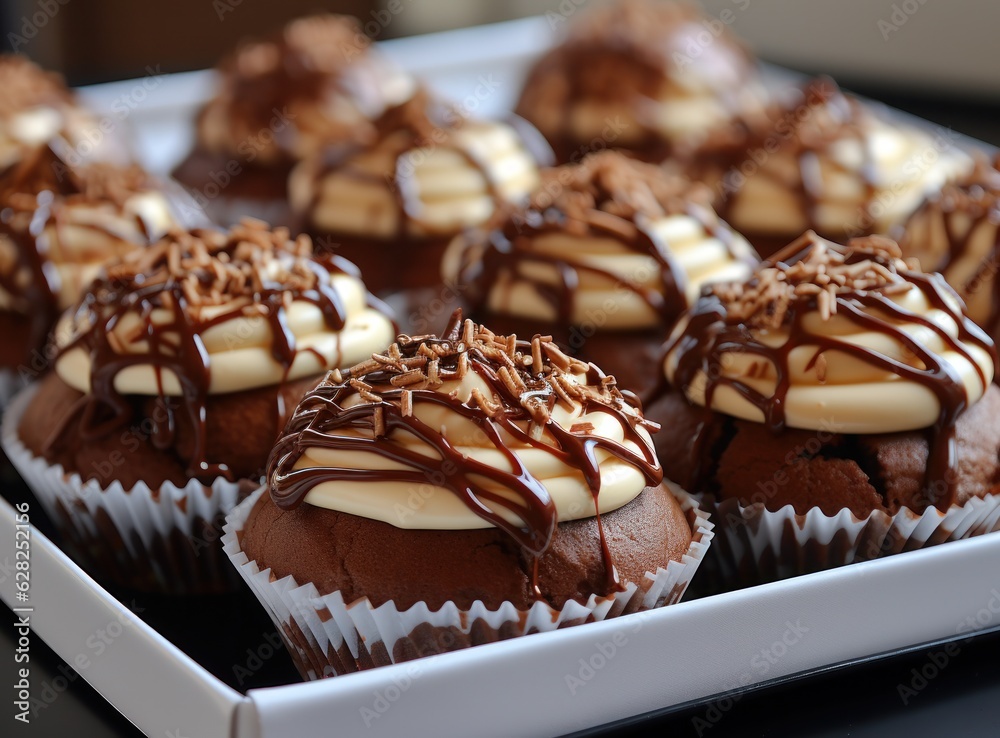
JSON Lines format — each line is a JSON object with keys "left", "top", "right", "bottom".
{"left": 514, "top": 0, "right": 760, "bottom": 163}
{"left": 51, "top": 220, "right": 383, "bottom": 482}
{"left": 0, "top": 145, "right": 166, "bottom": 362}
{"left": 300, "top": 89, "right": 534, "bottom": 242}
{"left": 267, "top": 311, "right": 663, "bottom": 598}
{"left": 452, "top": 151, "right": 755, "bottom": 327}
{"left": 897, "top": 153, "right": 1000, "bottom": 336}
{"left": 665, "top": 232, "right": 996, "bottom": 510}
{"left": 687, "top": 78, "right": 883, "bottom": 249}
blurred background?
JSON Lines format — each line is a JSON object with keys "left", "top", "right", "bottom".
{"left": 1, "top": 0, "right": 999, "bottom": 142}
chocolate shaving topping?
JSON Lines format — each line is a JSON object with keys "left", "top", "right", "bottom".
{"left": 667, "top": 231, "right": 996, "bottom": 511}
{"left": 0, "top": 54, "right": 74, "bottom": 118}
{"left": 453, "top": 150, "right": 753, "bottom": 326}
{"left": 49, "top": 219, "right": 387, "bottom": 483}
{"left": 0, "top": 145, "right": 163, "bottom": 361}
{"left": 267, "top": 310, "right": 663, "bottom": 598}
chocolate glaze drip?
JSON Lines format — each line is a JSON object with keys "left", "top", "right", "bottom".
{"left": 898, "top": 154, "right": 1000, "bottom": 335}
{"left": 688, "top": 78, "right": 881, "bottom": 243}
{"left": 51, "top": 220, "right": 388, "bottom": 483}
{"left": 300, "top": 90, "right": 543, "bottom": 249}
{"left": 514, "top": 0, "right": 759, "bottom": 163}
{"left": 267, "top": 311, "right": 663, "bottom": 598}
{"left": 452, "top": 151, "right": 754, "bottom": 328}
{"left": 0, "top": 145, "right": 164, "bottom": 362}
{"left": 665, "top": 233, "right": 996, "bottom": 510}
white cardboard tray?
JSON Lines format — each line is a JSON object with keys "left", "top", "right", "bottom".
{"left": 4, "top": 15, "right": 1000, "bottom": 738}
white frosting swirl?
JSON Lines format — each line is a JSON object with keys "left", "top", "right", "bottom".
{"left": 299, "top": 367, "right": 654, "bottom": 529}
{"left": 446, "top": 209, "right": 756, "bottom": 330}
{"left": 290, "top": 118, "right": 541, "bottom": 238}
{"left": 0, "top": 191, "right": 176, "bottom": 313}
{"left": 664, "top": 235, "right": 994, "bottom": 434}
{"left": 703, "top": 82, "right": 973, "bottom": 239}
{"left": 55, "top": 271, "right": 395, "bottom": 397}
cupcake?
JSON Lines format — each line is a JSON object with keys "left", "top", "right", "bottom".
{"left": 0, "top": 54, "right": 124, "bottom": 172}
{"left": 651, "top": 231, "right": 1000, "bottom": 586}
{"left": 223, "top": 313, "right": 712, "bottom": 678}
{"left": 515, "top": 0, "right": 768, "bottom": 164}
{"left": 442, "top": 151, "right": 757, "bottom": 397}
{"left": 685, "top": 77, "right": 974, "bottom": 259}
{"left": 1, "top": 219, "right": 396, "bottom": 593}
{"left": 173, "top": 14, "right": 415, "bottom": 227}
{"left": 290, "top": 90, "right": 546, "bottom": 298}
{"left": 894, "top": 154, "right": 1000, "bottom": 345}
{"left": 0, "top": 144, "right": 179, "bottom": 402}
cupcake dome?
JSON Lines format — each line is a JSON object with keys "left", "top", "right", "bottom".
{"left": 172, "top": 14, "right": 415, "bottom": 224}
{"left": 687, "top": 78, "right": 973, "bottom": 258}
{"left": 0, "top": 145, "right": 177, "bottom": 373}
{"left": 20, "top": 219, "right": 395, "bottom": 489}
{"left": 244, "top": 313, "right": 697, "bottom": 610}
{"left": 290, "top": 91, "right": 544, "bottom": 293}
{"left": 895, "top": 154, "right": 1000, "bottom": 344}
{"left": 658, "top": 232, "right": 996, "bottom": 516}
{"left": 443, "top": 151, "right": 757, "bottom": 394}
{"left": 515, "top": 0, "right": 767, "bottom": 164}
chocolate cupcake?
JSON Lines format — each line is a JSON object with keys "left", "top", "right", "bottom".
{"left": 685, "top": 77, "right": 973, "bottom": 258}
{"left": 223, "top": 313, "right": 712, "bottom": 677}
{"left": 290, "top": 91, "right": 545, "bottom": 297}
{"left": 0, "top": 145, "right": 179, "bottom": 401}
{"left": 515, "top": 0, "right": 768, "bottom": 164}
{"left": 650, "top": 232, "right": 1000, "bottom": 585}
{"left": 442, "top": 151, "right": 757, "bottom": 397}
{"left": 173, "top": 14, "right": 415, "bottom": 227}
{"left": 894, "top": 154, "right": 1000, "bottom": 345}
{"left": 1, "top": 219, "right": 395, "bottom": 593}
{"left": 0, "top": 55, "right": 125, "bottom": 172}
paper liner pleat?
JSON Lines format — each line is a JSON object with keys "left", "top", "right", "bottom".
{"left": 702, "top": 493, "right": 1000, "bottom": 587}
{"left": 222, "top": 484, "right": 714, "bottom": 680}
{"left": 2, "top": 383, "right": 250, "bottom": 594}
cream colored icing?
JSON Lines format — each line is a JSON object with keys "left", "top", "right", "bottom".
{"left": 290, "top": 120, "right": 540, "bottom": 238}
{"left": 444, "top": 210, "right": 756, "bottom": 329}
{"left": 664, "top": 265, "right": 994, "bottom": 434}
{"left": 298, "top": 368, "right": 654, "bottom": 529}
{"left": 54, "top": 272, "right": 395, "bottom": 397}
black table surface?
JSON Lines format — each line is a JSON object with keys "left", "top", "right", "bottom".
{"left": 4, "top": 90, "right": 1000, "bottom": 738}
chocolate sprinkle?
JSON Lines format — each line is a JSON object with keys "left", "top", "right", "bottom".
{"left": 666, "top": 232, "right": 996, "bottom": 510}
{"left": 267, "top": 310, "right": 663, "bottom": 596}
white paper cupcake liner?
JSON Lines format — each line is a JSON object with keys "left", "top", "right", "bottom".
{"left": 1, "top": 384, "right": 252, "bottom": 594}
{"left": 222, "top": 483, "right": 714, "bottom": 679}
{"left": 703, "top": 492, "right": 1000, "bottom": 587}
